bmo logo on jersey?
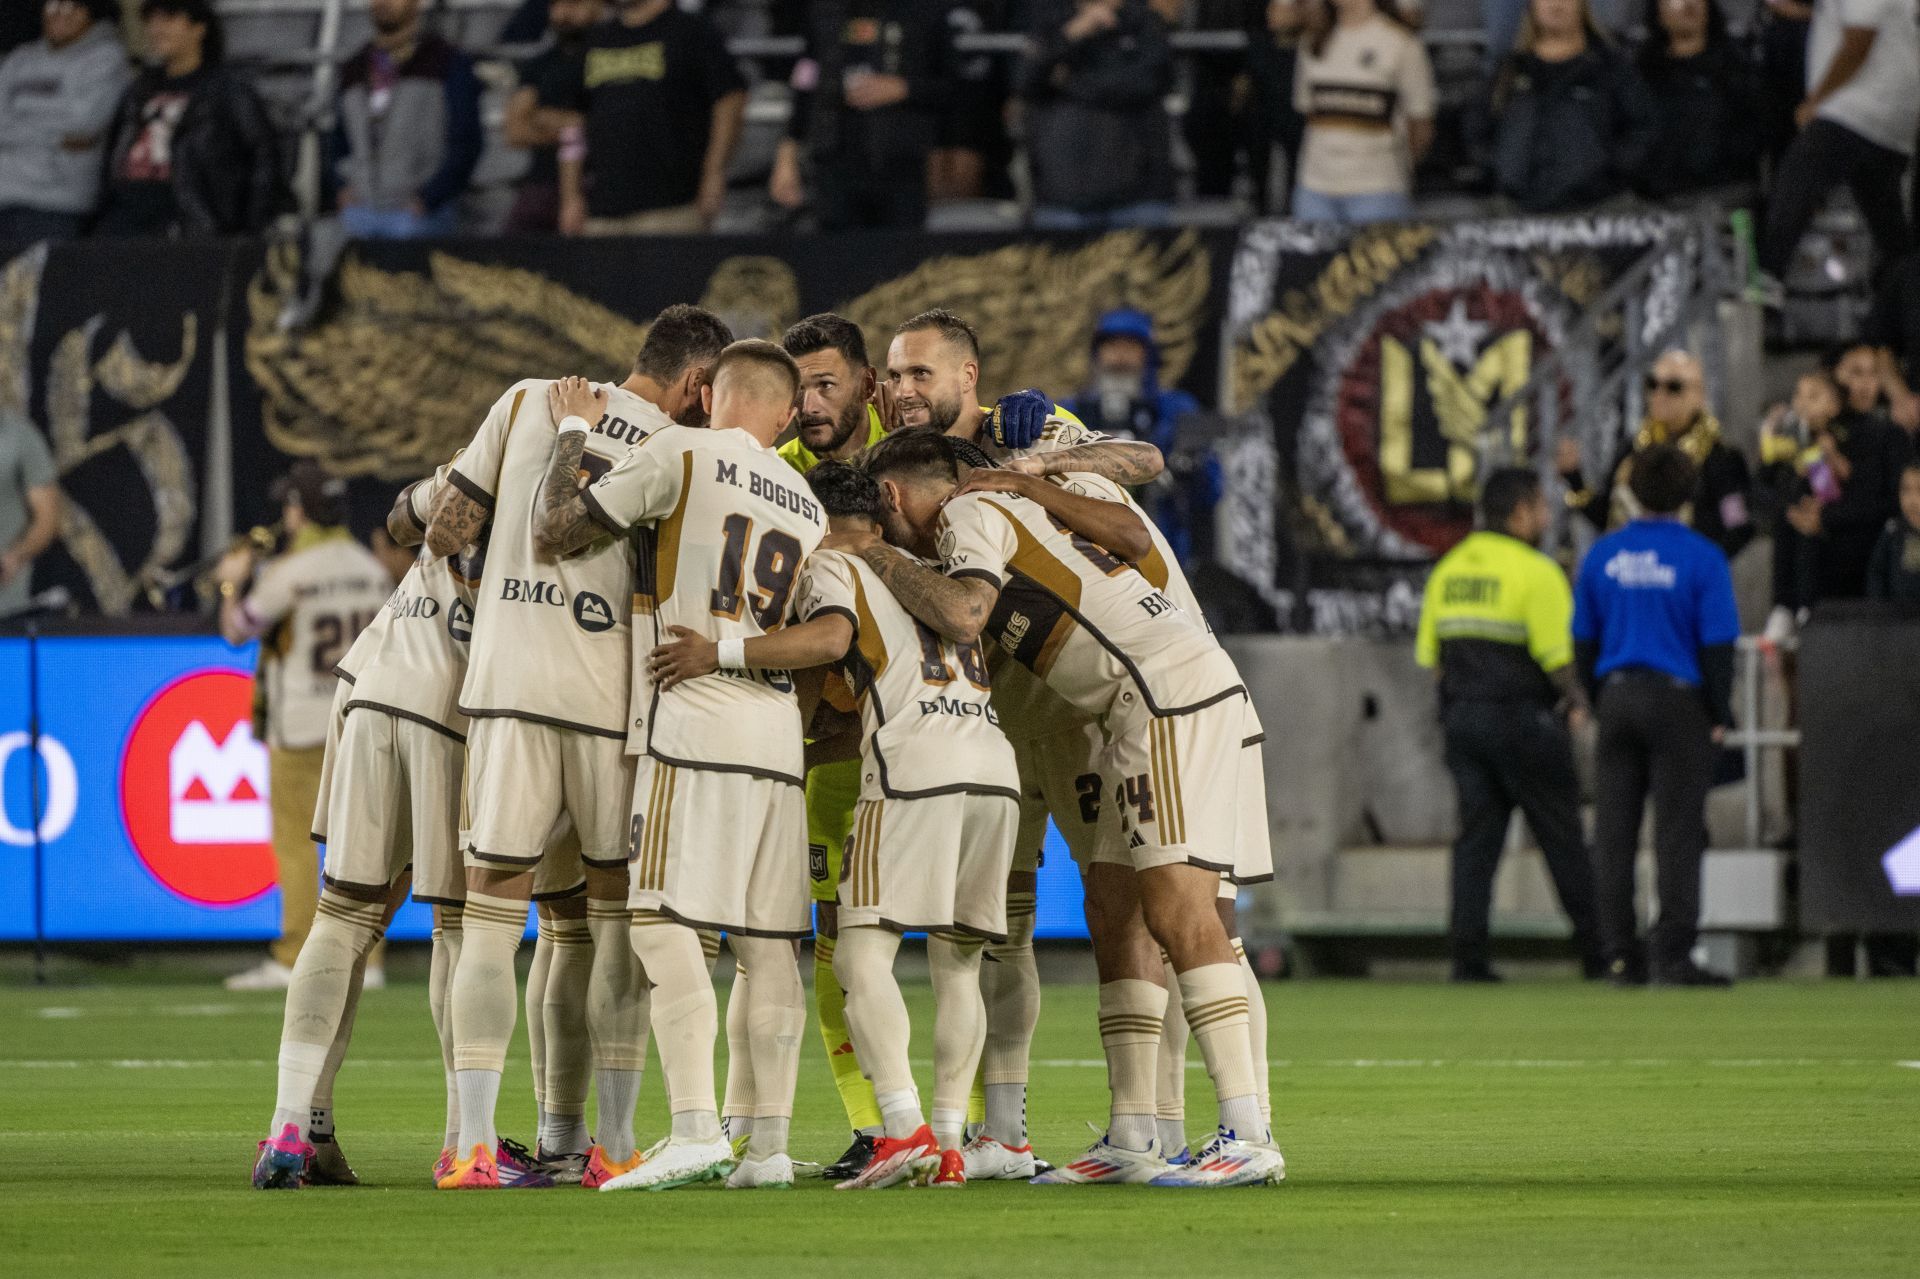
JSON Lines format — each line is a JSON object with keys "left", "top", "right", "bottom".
{"left": 500, "top": 578, "right": 564, "bottom": 605}
{"left": 120, "top": 669, "right": 276, "bottom": 905}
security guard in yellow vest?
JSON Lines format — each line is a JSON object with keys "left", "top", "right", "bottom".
{"left": 1416, "top": 467, "right": 1603, "bottom": 983}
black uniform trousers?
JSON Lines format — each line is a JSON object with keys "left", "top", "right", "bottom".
{"left": 1442, "top": 699, "right": 1602, "bottom": 976}
{"left": 1592, "top": 672, "right": 1717, "bottom": 974}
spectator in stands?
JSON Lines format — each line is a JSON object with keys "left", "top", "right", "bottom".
{"left": 329, "top": 0, "right": 483, "bottom": 240}
{"left": 1756, "top": 0, "right": 1918, "bottom": 286}
{"left": 771, "top": 1, "right": 960, "bottom": 230}
{"left": 0, "top": 0, "right": 129, "bottom": 242}
{"left": 1634, "top": 0, "right": 1759, "bottom": 202}
{"left": 1063, "top": 308, "right": 1210, "bottom": 555}
{"left": 930, "top": 1, "right": 1014, "bottom": 202}
{"left": 1017, "top": 0, "right": 1176, "bottom": 229}
{"left": 1290, "top": 0, "right": 1433, "bottom": 224}
{"left": 1763, "top": 367, "right": 1913, "bottom": 617}
{"left": 1831, "top": 341, "right": 1896, "bottom": 421}
{"left": 1865, "top": 462, "right": 1920, "bottom": 603}
{"left": 1, "top": 4, "right": 42, "bottom": 59}
{"left": 1473, "top": 0, "right": 1657, "bottom": 214}
{"left": 1575, "top": 444, "right": 1739, "bottom": 987}
{"left": 1415, "top": 467, "right": 1604, "bottom": 984}
{"left": 1244, "top": 0, "right": 1308, "bottom": 214}
{"left": 0, "top": 410, "right": 61, "bottom": 619}
{"left": 502, "top": 0, "right": 600, "bottom": 235}
{"left": 1177, "top": 0, "right": 1253, "bottom": 203}
{"left": 557, "top": 0, "right": 745, "bottom": 235}
{"left": 1560, "top": 348, "right": 1754, "bottom": 558}
{"left": 93, "top": 0, "right": 282, "bottom": 238}
{"left": 1864, "top": 251, "right": 1920, "bottom": 422}
{"left": 1754, "top": 0, "right": 1810, "bottom": 168}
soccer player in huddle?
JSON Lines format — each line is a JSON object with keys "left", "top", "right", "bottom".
{"left": 540, "top": 339, "right": 827, "bottom": 1191}
{"left": 649, "top": 460, "right": 1020, "bottom": 1188}
{"left": 425, "top": 305, "right": 732, "bottom": 1191}
{"left": 854, "top": 431, "right": 1285, "bottom": 1187}
{"left": 251, "top": 471, "right": 481, "bottom": 1189}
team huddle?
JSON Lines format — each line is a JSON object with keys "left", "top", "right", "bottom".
{"left": 250, "top": 303, "right": 1284, "bottom": 1193}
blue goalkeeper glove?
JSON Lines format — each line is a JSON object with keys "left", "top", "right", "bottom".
{"left": 988, "top": 388, "right": 1051, "bottom": 450}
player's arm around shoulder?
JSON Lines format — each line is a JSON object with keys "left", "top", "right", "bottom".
{"left": 427, "top": 380, "right": 542, "bottom": 559}
{"left": 1010, "top": 412, "right": 1164, "bottom": 485}
{"left": 965, "top": 466, "right": 1152, "bottom": 562}
{"left": 835, "top": 502, "right": 1001, "bottom": 645}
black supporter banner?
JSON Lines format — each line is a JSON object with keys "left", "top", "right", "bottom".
{"left": 1, "top": 239, "right": 239, "bottom": 615}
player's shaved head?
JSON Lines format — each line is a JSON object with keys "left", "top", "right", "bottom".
{"left": 704, "top": 339, "right": 801, "bottom": 446}
{"left": 807, "top": 461, "right": 884, "bottom": 524}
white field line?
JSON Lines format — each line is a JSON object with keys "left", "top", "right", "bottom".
{"left": 0, "top": 1057, "right": 1911, "bottom": 1071}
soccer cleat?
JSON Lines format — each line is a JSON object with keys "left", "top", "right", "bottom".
{"left": 432, "top": 1147, "right": 455, "bottom": 1185}
{"left": 251, "top": 1123, "right": 312, "bottom": 1190}
{"left": 821, "top": 1130, "right": 877, "bottom": 1181}
{"left": 436, "top": 1143, "right": 499, "bottom": 1190}
{"left": 1147, "top": 1128, "right": 1286, "bottom": 1188}
{"left": 925, "top": 1148, "right": 966, "bottom": 1188}
{"left": 1031, "top": 1133, "right": 1168, "bottom": 1185}
{"left": 361, "top": 965, "right": 386, "bottom": 991}
{"left": 961, "top": 1134, "right": 1037, "bottom": 1181}
{"left": 726, "top": 1153, "right": 795, "bottom": 1189}
{"left": 536, "top": 1146, "right": 589, "bottom": 1185}
{"left": 580, "top": 1145, "right": 644, "bottom": 1189}
{"left": 598, "top": 1137, "right": 734, "bottom": 1192}
{"left": 225, "top": 959, "right": 294, "bottom": 992}
{"left": 1165, "top": 1145, "right": 1193, "bottom": 1167}
{"left": 837, "top": 1124, "right": 939, "bottom": 1191}
{"left": 493, "top": 1137, "right": 556, "bottom": 1188}
{"left": 303, "top": 1133, "right": 358, "bottom": 1185}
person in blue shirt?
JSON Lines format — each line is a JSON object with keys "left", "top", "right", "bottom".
{"left": 1574, "top": 444, "right": 1740, "bottom": 987}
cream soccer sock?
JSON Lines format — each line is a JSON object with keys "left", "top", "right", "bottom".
{"left": 451, "top": 891, "right": 529, "bottom": 1152}
{"left": 722, "top": 946, "right": 755, "bottom": 1140}
{"left": 629, "top": 912, "right": 721, "bottom": 1142}
{"left": 734, "top": 935, "right": 804, "bottom": 1161}
{"left": 307, "top": 946, "right": 369, "bottom": 1132}
{"left": 429, "top": 910, "right": 464, "bottom": 1150}
{"left": 928, "top": 935, "right": 986, "bottom": 1152}
{"left": 540, "top": 912, "right": 594, "bottom": 1153}
{"left": 980, "top": 896, "right": 1038, "bottom": 1148}
{"left": 269, "top": 891, "right": 383, "bottom": 1137}
{"left": 834, "top": 927, "right": 921, "bottom": 1139}
{"left": 1156, "top": 953, "right": 1190, "bottom": 1153}
{"left": 1232, "top": 936, "right": 1271, "bottom": 1127}
{"left": 586, "top": 897, "right": 648, "bottom": 1162}
{"left": 1098, "top": 978, "right": 1168, "bottom": 1152}
{"left": 525, "top": 916, "right": 554, "bottom": 1140}
{"left": 1177, "top": 961, "right": 1263, "bottom": 1141}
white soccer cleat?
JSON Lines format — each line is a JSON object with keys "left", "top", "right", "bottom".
{"left": 1147, "top": 1128, "right": 1286, "bottom": 1188}
{"left": 961, "top": 1134, "right": 1037, "bottom": 1181}
{"left": 725, "top": 1153, "right": 794, "bottom": 1190}
{"left": 597, "top": 1137, "right": 734, "bottom": 1192}
{"left": 224, "top": 959, "right": 294, "bottom": 991}
{"left": 361, "top": 965, "right": 386, "bottom": 991}
{"left": 1030, "top": 1133, "right": 1168, "bottom": 1185}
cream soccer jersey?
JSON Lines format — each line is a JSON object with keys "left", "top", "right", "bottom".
{"left": 449, "top": 379, "right": 668, "bottom": 738}
{"left": 1051, "top": 472, "right": 1204, "bottom": 621}
{"left": 243, "top": 532, "right": 392, "bottom": 750}
{"left": 582, "top": 424, "right": 827, "bottom": 782}
{"left": 794, "top": 548, "right": 1019, "bottom": 802}
{"left": 937, "top": 490, "right": 1240, "bottom": 721}
{"left": 336, "top": 468, "right": 485, "bottom": 740}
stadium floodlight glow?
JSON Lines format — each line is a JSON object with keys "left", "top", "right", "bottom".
{"left": 1884, "top": 826, "right": 1920, "bottom": 896}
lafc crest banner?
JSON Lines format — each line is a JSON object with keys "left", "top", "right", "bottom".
{"left": 1216, "top": 216, "right": 1695, "bottom": 635}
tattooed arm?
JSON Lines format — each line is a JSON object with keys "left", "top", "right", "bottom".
{"left": 387, "top": 482, "right": 427, "bottom": 549}
{"left": 1011, "top": 438, "right": 1164, "bottom": 485}
{"left": 424, "top": 483, "right": 489, "bottom": 561}
{"left": 533, "top": 377, "right": 611, "bottom": 558}
{"left": 956, "top": 469, "right": 1151, "bottom": 561}
{"left": 838, "top": 535, "right": 998, "bottom": 644}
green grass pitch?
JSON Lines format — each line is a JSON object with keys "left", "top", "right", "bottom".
{"left": 2, "top": 961, "right": 1916, "bottom": 1278}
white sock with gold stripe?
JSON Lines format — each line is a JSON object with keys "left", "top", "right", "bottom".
{"left": 452, "top": 890, "right": 529, "bottom": 1152}
{"left": 1176, "top": 962, "right": 1263, "bottom": 1141}
{"left": 268, "top": 890, "right": 384, "bottom": 1138}
{"left": 1098, "top": 978, "right": 1167, "bottom": 1152}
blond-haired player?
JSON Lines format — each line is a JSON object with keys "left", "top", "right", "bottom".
{"left": 856, "top": 431, "right": 1283, "bottom": 1188}
{"left": 649, "top": 460, "right": 1020, "bottom": 1189}
{"left": 537, "top": 339, "right": 825, "bottom": 1192}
